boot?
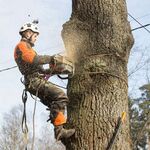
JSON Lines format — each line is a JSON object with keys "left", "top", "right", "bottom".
{"left": 54, "top": 125, "right": 75, "bottom": 141}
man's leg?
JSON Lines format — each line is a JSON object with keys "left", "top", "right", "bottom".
{"left": 40, "top": 80, "right": 75, "bottom": 141}
{"left": 25, "top": 75, "right": 75, "bottom": 141}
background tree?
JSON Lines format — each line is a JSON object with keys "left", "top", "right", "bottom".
{"left": 129, "top": 84, "right": 150, "bottom": 150}
{"left": 62, "top": 0, "right": 134, "bottom": 149}
{"left": 37, "top": 124, "right": 65, "bottom": 150}
{"left": 0, "top": 105, "right": 65, "bottom": 150}
{"left": 0, "top": 105, "right": 28, "bottom": 150}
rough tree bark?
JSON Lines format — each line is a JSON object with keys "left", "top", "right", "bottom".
{"left": 62, "top": 0, "right": 134, "bottom": 149}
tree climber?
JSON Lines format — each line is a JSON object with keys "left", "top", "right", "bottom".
{"left": 14, "top": 22, "right": 75, "bottom": 141}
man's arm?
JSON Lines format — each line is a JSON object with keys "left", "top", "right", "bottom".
{"left": 17, "top": 41, "right": 54, "bottom": 65}
{"left": 33, "top": 55, "right": 54, "bottom": 65}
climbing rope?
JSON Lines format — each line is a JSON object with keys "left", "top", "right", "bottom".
{"left": 22, "top": 89, "right": 28, "bottom": 150}
{"left": 31, "top": 81, "right": 43, "bottom": 150}
{"left": 82, "top": 71, "right": 127, "bottom": 86}
{"left": 31, "top": 89, "right": 38, "bottom": 150}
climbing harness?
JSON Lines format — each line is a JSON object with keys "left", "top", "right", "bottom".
{"left": 106, "top": 112, "right": 126, "bottom": 150}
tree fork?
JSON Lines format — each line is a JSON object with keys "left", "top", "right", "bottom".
{"left": 62, "top": 0, "right": 134, "bottom": 149}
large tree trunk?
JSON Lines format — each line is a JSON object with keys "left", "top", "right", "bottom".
{"left": 62, "top": 0, "right": 134, "bottom": 149}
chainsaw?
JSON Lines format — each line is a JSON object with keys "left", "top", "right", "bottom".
{"left": 52, "top": 54, "right": 74, "bottom": 75}
{"left": 44, "top": 54, "right": 74, "bottom": 80}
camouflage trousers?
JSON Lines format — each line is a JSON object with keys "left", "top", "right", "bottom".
{"left": 24, "top": 73, "right": 69, "bottom": 124}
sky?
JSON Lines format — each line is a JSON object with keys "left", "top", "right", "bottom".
{"left": 0, "top": 0, "right": 150, "bottom": 130}
{"left": 127, "top": 0, "right": 150, "bottom": 97}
